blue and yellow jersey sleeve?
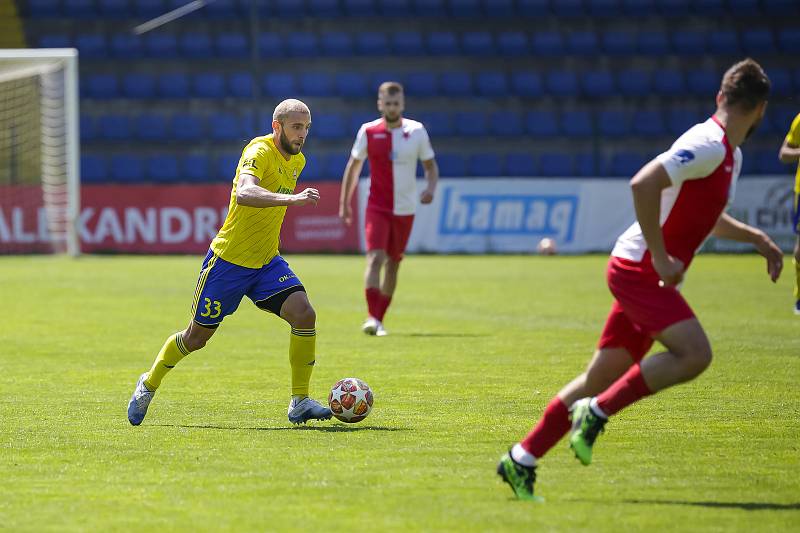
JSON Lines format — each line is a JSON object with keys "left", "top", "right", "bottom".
{"left": 210, "top": 134, "right": 306, "bottom": 268}
{"left": 786, "top": 113, "right": 800, "bottom": 192}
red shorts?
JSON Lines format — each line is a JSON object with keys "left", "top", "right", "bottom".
{"left": 365, "top": 208, "right": 415, "bottom": 262}
{"left": 598, "top": 256, "right": 696, "bottom": 361}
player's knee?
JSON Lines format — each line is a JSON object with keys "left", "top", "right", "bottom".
{"left": 680, "top": 341, "right": 713, "bottom": 377}
{"left": 182, "top": 332, "right": 207, "bottom": 352}
{"left": 367, "top": 252, "right": 386, "bottom": 269}
{"left": 288, "top": 302, "right": 316, "bottom": 328}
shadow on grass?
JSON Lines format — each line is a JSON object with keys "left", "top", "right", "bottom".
{"left": 153, "top": 423, "right": 410, "bottom": 432}
{"left": 623, "top": 499, "right": 800, "bottom": 511}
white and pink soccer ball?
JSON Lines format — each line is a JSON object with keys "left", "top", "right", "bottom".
{"left": 328, "top": 378, "right": 374, "bottom": 423}
{"left": 537, "top": 238, "right": 558, "bottom": 255}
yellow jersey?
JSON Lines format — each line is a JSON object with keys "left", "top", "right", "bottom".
{"left": 785, "top": 112, "right": 800, "bottom": 192}
{"left": 210, "top": 134, "right": 305, "bottom": 268}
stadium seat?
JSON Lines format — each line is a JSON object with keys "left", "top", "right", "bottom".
{"left": 727, "top": 0, "right": 761, "bottom": 14}
{"left": 205, "top": 0, "right": 241, "bottom": 19}
{"left": 110, "top": 35, "right": 142, "bottom": 58}
{"left": 517, "top": 0, "right": 550, "bottom": 17}
{"left": 667, "top": 108, "right": 703, "bottom": 136}
{"left": 39, "top": 34, "right": 71, "bottom": 48}
{"left": 561, "top": 110, "right": 593, "bottom": 137}
{"left": 413, "top": 0, "right": 447, "bottom": 16}
{"left": 81, "top": 154, "right": 107, "bottom": 183}
{"left": 531, "top": 31, "right": 564, "bottom": 56}
{"left": 469, "top": 154, "right": 503, "bottom": 177}
{"left": 209, "top": 113, "right": 242, "bottom": 141}
{"left": 497, "top": 32, "right": 529, "bottom": 56}
{"left": 313, "top": 113, "right": 347, "bottom": 139}
{"left": 607, "top": 151, "right": 647, "bottom": 177}
{"left": 546, "top": 71, "right": 579, "bottom": 97}
{"left": 602, "top": 31, "right": 636, "bottom": 55}
{"left": 708, "top": 30, "right": 740, "bottom": 55}
{"left": 637, "top": 31, "right": 669, "bottom": 55}
{"left": 539, "top": 153, "right": 572, "bottom": 176}
{"left": 588, "top": 0, "right": 622, "bottom": 17}
{"left": 298, "top": 72, "right": 333, "bottom": 97}
{"left": 566, "top": 31, "right": 598, "bottom": 55}
{"left": 449, "top": 0, "right": 482, "bottom": 17}
{"left": 622, "top": 0, "right": 658, "bottom": 15}
{"left": 319, "top": 32, "right": 353, "bottom": 56}
{"left": 505, "top": 153, "right": 536, "bottom": 176}
{"left": 418, "top": 112, "right": 453, "bottom": 136}
{"left": 392, "top": 31, "right": 425, "bottom": 55}
{"left": 769, "top": 68, "right": 793, "bottom": 98}
{"left": 581, "top": 71, "right": 615, "bottom": 98}
{"left": 755, "top": 150, "right": 788, "bottom": 175}
{"left": 172, "top": 114, "right": 204, "bottom": 141}
{"left": 86, "top": 74, "right": 118, "bottom": 99}
{"left": 182, "top": 154, "right": 211, "bottom": 182}
{"left": 686, "top": 70, "right": 718, "bottom": 96}
{"left": 632, "top": 110, "right": 666, "bottom": 136}
{"left": 454, "top": 111, "right": 487, "bottom": 136}
{"left": 258, "top": 33, "right": 283, "bottom": 58}
{"left": 656, "top": 0, "right": 691, "bottom": 14}
{"left": 343, "top": 0, "right": 377, "bottom": 16}
{"left": 193, "top": 73, "right": 226, "bottom": 98}
{"left": 288, "top": 33, "right": 318, "bottom": 57}
{"left": 672, "top": 31, "right": 706, "bottom": 55}
{"left": 298, "top": 154, "right": 324, "bottom": 180}
{"left": 370, "top": 72, "right": 400, "bottom": 93}
{"left": 436, "top": 153, "right": 467, "bottom": 176}
{"left": 763, "top": 0, "right": 800, "bottom": 15}
{"left": 110, "top": 155, "right": 144, "bottom": 183}
{"left": 552, "top": 0, "right": 585, "bottom": 16}
{"left": 145, "top": 33, "right": 178, "bottom": 58}
{"left": 525, "top": 111, "right": 559, "bottom": 137}
{"left": 26, "top": 0, "right": 61, "bottom": 18}
{"left": 741, "top": 29, "right": 777, "bottom": 54}
{"left": 440, "top": 72, "right": 473, "bottom": 97}
{"left": 216, "top": 33, "right": 248, "bottom": 58}
{"left": 693, "top": 0, "right": 725, "bottom": 14}
{"left": 274, "top": 0, "right": 306, "bottom": 16}
{"left": 357, "top": 32, "right": 390, "bottom": 56}
{"left": 350, "top": 112, "right": 377, "bottom": 134}
{"left": 511, "top": 72, "right": 544, "bottom": 98}
{"left": 147, "top": 155, "right": 180, "bottom": 183}
{"left": 597, "top": 110, "right": 631, "bottom": 138}
{"left": 335, "top": 72, "right": 369, "bottom": 97}
{"left": 121, "top": 73, "right": 156, "bottom": 98}
{"left": 653, "top": 70, "right": 685, "bottom": 96}
{"left": 180, "top": 33, "right": 212, "bottom": 58}
{"left": 617, "top": 69, "right": 651, "bottom": 97}
{"left": 575, "top": 152, "right": 596, "bottom": 176}
{"left": 379, "top": 0, "right": 413, "bottom": 16}
{"left": 778, "top": 28, "right": 800, "bottom": 52}
{"left": 427, "top": 32, "right": 459, "bottom": 55}
{"left": 157, "top": 73, "right": 190, "bottom": 98}
{"left": 215, "top": 155, "right": 241, "bottom": 182}
{"left": 229, "top": 72, "right": 254, "bottom": 98}
{"left": 80, "top": 115, "right": 96, "bottom": 142}
{"left": 136, "top": 114, "right": 168, "bottom": 141}
{"left": 134, "top": 0, "right": 165, "bottom": 19}
{"left": 75, "top": 34, "right": 107, "bottom": 59}
{"left": 462, "top": 32, "right": 494, "bottom": 56}
{"left": 405, "top": 72, "right": 438, "bottom": 97}
{"left": 263, "top": 73, "right": 295, "bottom": 97}
{"left": 476, "top": 72, "right": 508, "bottom": 97}
{"left": 63, "top": 0, "right": 96, "bottom": 18}
{"left": 325, "top": 154, "right": 350, "bottom": 180}
{"left": 488, "top": 111, "right": 525, "bottom": 137}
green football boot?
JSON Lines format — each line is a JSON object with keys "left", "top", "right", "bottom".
{"left": 497, "top": 451, "right": 543, "bottom": 502}
{"left": 568, "top": 398, "right": 607, "bottom": 466}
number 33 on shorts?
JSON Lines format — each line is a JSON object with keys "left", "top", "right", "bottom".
{"left": 200, "top": 298, "right": 222, "bottom": 319}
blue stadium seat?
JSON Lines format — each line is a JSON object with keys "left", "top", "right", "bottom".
{"left": 147, "top": 155, "right": 180, "bottom": 183}
{"left": 561, "top": 110, "right": 593, "bottom": 137}
{"left": 728, "top": 0, "right": 761, "bottom": 13}
{"left": 656, "top": 0, "right": 690, "bottom": 13}
{"left": 517, "top": 0, "right": 550, "bottom": 17}
{"left": 778, "top": 28, "right": 800, "bottom": 51}
{"left": 505, "top": 153, "right": 536, "bottom": 176}
{"left": 136, "top": 114, "right": 168, "bottom": 141}
{"left": 769, "top": 68, "right": 793, "bottom": 98}
{"left": 26, "top": 0, "right": 61, "bottom": 18}
{"left": 320, "top": 32, "right": 353, "bottom": 56}
{"left": 755, "top": 150, "right": 788, "bottom": 175}
{"left": 436, "top": 153, "right": 467, "bottom": 176}
{"left": 602, "top": 31, "right": 636, "bottom": 55}
{"left": 86, "top": 74, "right": 118, "bottom": 99}
{"left": 110, "top": 155, "right": 144, "bottom": 183}
{"left": 693, "top": 0, "right": 725, "bottom": 14}
{"left": 258, "top": 33, "right": 283, "bottom": 57}
{"left": 193, "top": 73, "right": 226, "bottom": 98}
{"left": 484, "top": 0, "right": 516, "bottom": 16}
{"left": 299, "top": 154, "right": 324, "bottom": 180}
{"left": 449, "top": 0, "right": 482, "bottom": 17}
{"left": 379, "top": 0, "right": 413, "bottom": 15}
{"left": 343, "top": 0, "right": 377, "bottom": 16}
{"left": 350, "top": 112, "right": 377, "bottom": 134}
{"left": 370, "top": 72, "right": 400, "bottom": 93}
{"left": 313, "top": 113, "right": 347, "bottom": 139}
{"left": 183, "top": 154, "right": 211, "bottom": 182}
{"left": 335, "top": 72, "right": 369, "bottom": 97}
{"left": 274, "top": 0, "right": 306, "bottom": 16}
{"left": 75, "top": 34, "right": 107, "bottom": 59}
{"left": 461, "top": 32, "right": 494, "bottom": 56}
{"left": 298, "top": 72, "right": 333, "bottom": 97}
{"left": 405, "top": 72, "right": 438, "bottom": 97}
{"left": 413, "top": 0, "right": 447, "bottom": 17}
{"left": 622, "top": 0, "right": 657, "bottom": 15}
{"left": 121, "top": 73, "right": 156, "bottom": 98}
{"left": 588, "top": 0, "right": 622, "bottom": 17}
{"left": 632, "top": 110, "right": 666, "bottom": 136}
{"left": 653, "top": 70, "right": 685, "bottom": 96}
{"left": 205, "top": 0, "right": 240, "bottom": 19}
{"left": 158, "top": 73, "right": 190, "bottom": 98}
{"left": 597, "top": 110, "right": 630, "bottom": 138}
{"left": 763, "top": 0, "right": 800, "bottom": 15}
{"left": 145, "top": 33, "right": 178, "bottom": 58}
{"left": 454, "top": 111, "right": 487, "bottom": 136}
{"left": 80, "top": 115, "right": 96, "bottom": 142}
{"left": 607, "top": 152, "right": 647, "bottom": 177}
{"left": 63, "top": 0, "right": 96, "bottom": 17}
{"left": 39, "top": 34, "right": 71, "bottom": 48}
{"left": 575, "top": 152, "right": 596, "bottom": 176}
{"left": 357, "top": 32, "right": 390, "bottom": 56}
{"left": 209, "top": 113, "right": 242, "bottom": 141}
{"left": 216, "top": 33, "right": 247, "bottom": 57}
{"left": 469, "top": 154, "right": 503, "bottom": 177}
{"left": 110, "top": 35, "right": 142, "bottom": 58}
{"left": 497, "top": 32, "right": 529, "bottom": 56}
{"left": 81, "top": 154, "right": 107, "bottom": 183}
{"left": 617, "top": 69, "right": 651, "bottom": 97}
{"left": 428, "top": 32, "right": 459, "bottom": 55}
{"left": 667, "top": 108, "right": 702, "bottom": 135}
{"left": 172, "top": 114, "right": 204, "bottom": 141}
{"left": 552, "top": 0, "right": 585, "bottom": 16}
{"left": 511, "top": 72, "right": 544, "bottom": 98}
{"left": 638, "top": 31, "right": 669, "bottom": 55}
{"left": 325, "top": 154, "right": 351, "bottom": 180}
{"left": 229, "top": 72, "right": 254, "bottom": 98}
{"left": 440, "top": 72, "right": 473, "bottom": 97}
{"left": 741, "top": 29, "right": 777, "bottom": 54}
{"left": 532, "top": 31, "right": 564, "bottom": 56}
{"left": 392, "top": 31, "right": 425, "bottom": 55}
{"left": 180, "top": 33, "right": 212, "bottom": 58}
{"left": 134, "top": 0, "right": 165, "bottom": 19}
{"left": 581, "top": 71, "right": 615, "bottom": 98}
{"left": 708, "top": 30, "right": 740, "bottom": 55}
{"left": 540, "top": 153, "right": 573, "bottom": 176}
{"left": 488, "top": 111, "right": 524, "bottom": 137}
{"left": 686, "top": 70, "right": 718, "bottom": 96}
{"left": 263, "top": 73, "right": 295, "bottom": 97}
{"left": 546, "top": 71, "right": 579, "bottom": 97}
{"left": 566, "top": 31, "right": 598, "bottom": 55}
{"left": 418, "top": 112, "right": 453, "bottom": 136}
{"left": 217, "top": 155, "right": 241, "bottom": 182}
{"left": 288, "top": 33, "right": 318, "bottom": 57}
{"left": 672, "top": 31, "right": 706, "bottom": 55}
{"left": 525, "top": 111, "right": 559, "bottom": 137}
{"left": 475, "top": 72, "right": 508, "bottom": 97}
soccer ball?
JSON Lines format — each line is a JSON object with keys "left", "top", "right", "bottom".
{"left": 328, "top": 377, "right": 373, "bottom": 423}
{"left": 537, "top": 237, "right": 557, "bottom": 255}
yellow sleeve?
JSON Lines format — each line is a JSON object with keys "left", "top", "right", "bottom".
{"left": 238, "top": 142, "right": 272, "bottom": 181}
{"left": 786, "top": 113, "right": 800, "bottom": 146}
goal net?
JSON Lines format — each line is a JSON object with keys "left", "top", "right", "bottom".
{"left": 0, "top": 49, "right": 79, "bottom": 256}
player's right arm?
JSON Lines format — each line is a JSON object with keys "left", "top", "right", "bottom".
{"left": 778, "top": 113, "right": 800, "bottom": 164}
{"left": 237, "top": 172, "right": 319, "bottom": 207}
{"left": 339, "top": 156, "right": 364, "bottom": 225}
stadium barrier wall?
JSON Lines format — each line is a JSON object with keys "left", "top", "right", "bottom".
{"left": 0, "top": 177, "right": 793, "bottom": 254}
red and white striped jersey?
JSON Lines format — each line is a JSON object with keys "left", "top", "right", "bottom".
{"left": 351, "top": 117, "right": 435, "bottom": 215}
{"left": 612, "top": 116, "right": 742, "bottom": 270}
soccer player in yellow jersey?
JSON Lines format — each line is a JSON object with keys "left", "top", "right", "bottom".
{"left": 128, "top": 99, "right": 333, "bottom": 425}
{"left": 779, "top": 112, "right": 800, "bottom": 314}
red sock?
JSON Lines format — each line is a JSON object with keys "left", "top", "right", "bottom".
{"left": 596, "top": 364, "right": 652, "bottom": 417}
{"left": 375, "top": 293, "right": 392, "bottom": 321}
{"left": 520, "top": 397, "right": 570, "bottom": 458}
{"left": 366, "top": 288, "right": 381, "bottom": 319}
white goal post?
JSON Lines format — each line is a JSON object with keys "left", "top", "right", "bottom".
{"left": 0, "top": 48, "right": 80, "bottom": 256}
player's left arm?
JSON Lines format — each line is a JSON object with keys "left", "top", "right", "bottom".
{"left": 712, "top": 213, "right": 783, "bottom": 282}
{"left": 779, "top": 114, "right": 800, "bottom": 164}
{"left": 420, "top": 158, "right": 439, "bottom": 204}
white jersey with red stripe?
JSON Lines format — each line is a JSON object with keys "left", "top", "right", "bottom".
{"left": 351, "top": 117, "right": 435, "bottom": 215}
{"left": 612, "top": 116, "right": 742, "bottom": 271}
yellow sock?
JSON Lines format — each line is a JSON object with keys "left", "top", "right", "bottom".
{"left": 794, "top": 259, "right": 800, "bottom": 300}
{"left": 289, "top": 328, "right": 316, "bottom": 397}
{"left": 144, "top": 333, "right": 191, "bottom": 390}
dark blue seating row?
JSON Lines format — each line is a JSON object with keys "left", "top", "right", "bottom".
{"left": 81, "top": 68, "right": 800, "bottom": 100}
{"left": 24, "top": 0, "right": 800, "bottom": 19}
{"left": 45, "top": 27, "right": 800, "bottom": 60}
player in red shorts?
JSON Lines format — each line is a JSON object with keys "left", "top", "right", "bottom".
{"left": 339, "top": 81, "right": 439, "bottom": 336}
{"left": 498, "top": 58, "right": 784, "bottom": 501}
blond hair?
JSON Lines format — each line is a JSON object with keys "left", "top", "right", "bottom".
{"left": 273, "top": 99, "right": 311, "bottom": 122}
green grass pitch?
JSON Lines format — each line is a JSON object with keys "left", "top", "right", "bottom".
{"left": 1, "top": 254, "right": 798, "bottom": 531}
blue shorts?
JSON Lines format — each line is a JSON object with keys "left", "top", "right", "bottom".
{"left": 191, "top": 250, "right": 304, "bottom": 326}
